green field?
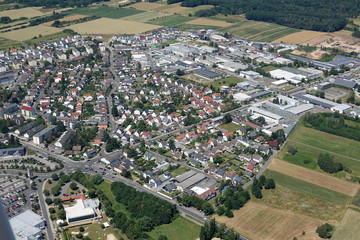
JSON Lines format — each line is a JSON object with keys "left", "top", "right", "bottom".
{"left": 178, "top": 5, "right": 213, "bottom": 16}
{"left": 148, "top": 216, "right": 201, "bottom": 240}
{"left": 218, "top": 20, "right": 299, "bottom": 42}
{"left": 202, "top": 76, "right": 243, "bottom": 91}
{"left": 220, "top": 123, "right": 242, "bottom": 132}
{"left": 332, "top": 209, "right": 360, "bottom": 240}
{"left": 264, "top": 170, "right": 351, "bottom": 205}
{"left": 146, "top": 15, "right": 195, "bottom": 27}
{"left": 122, "top": 11, "right": 169, "bottom": 23}
{"left": 66, "top": 6, "right": 143, "bottom": 19}
{"left": 286, "top": 121, "right": 360, "bottom": 176}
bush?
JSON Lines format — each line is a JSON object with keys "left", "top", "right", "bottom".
{"left": 316, "top": 223, "right": 334, "bottom": 238}
{"left": 49, "top": 208, "right": 56, "bottom": 214}
{"left": 287, "top": 144, "right": 297, "bottom": 155}
{"left": 303, "top": 159, "right": 311, "bottom": 164}
{"left": 79, "top": 227, "right": 85, "bottom": 232}
{"left": 76, "top": 233, "right": 83, "bottom": 239}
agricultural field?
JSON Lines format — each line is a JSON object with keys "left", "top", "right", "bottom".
{"left": 146, "top": 15, "right": 194, "bottom": 27}
{"left": 218, "top": 21, "right": 300, "bottom": 43}
{"left": 256, "top": 175, "right": 347, "bottom": 221}
{"left": 154, "top": 3, "right": 189, "bottom": 14}
{"left": 273, "top": 30, "right": 328, "bottom": 44}
{"left": 268, "top": 158, "right": 359, "bottom": 196}
{"left": 178, "top": 5, "right": 213, "bottom": 16}
{"left": 122, "top": 11, "right": 170, "bottom": 23}
{"left": 332, "top": 209, "right": 360, "bottom": 240}
{"left": 65, "top": 6, "right": 143, "bottom": 19}
{"left": 67, "top": 18, "right": 161, "bottom": 35}
{"left": 186, "top": 18, "right": 233, "bottom": 27}
{"left": 215, "top": 202, "right": 324, "bottom": 240}
{"left": 0, "top": 7, "right": 44, "bottom": 19}
{"left": 42, "top": 14, "right": 88, "bottom": 26}
{"left": 128, "top": 2, "right": 164, "bottom": 11}
{"left": 264, "top": 170, "right": 351, "bottom": 205}
{"left": 352, "top": 190, "right": 360, "bottom": 207}
{"left": 0, "top": 25, "right": 61, "bottom": 41}
{"left": 148, "top": 216, "right": 201, "bottom": 240}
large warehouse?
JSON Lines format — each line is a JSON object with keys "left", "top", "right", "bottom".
{"left": 65, "top": 198, "right": 100, "bottom": 223}
{"left": 10, "top": 210, "right": 45, "bottom": 240}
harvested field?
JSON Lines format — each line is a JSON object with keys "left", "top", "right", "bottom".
{"left": 332, "top": 209, "right": 360, "bottom": 240}
{"left": 186, "top": 18, "right": 232, "bottom": 27}
{"left": 67, "top": 17, "right": 161, "bottom": 35}
{"left": 0, "top": 7, "right": 44, "bottom": 19}
{"left": 268, "top": 158, "right": 359, "bottom": 196}
{"left": 122, "top": 11, "right": 170, "bottom": 23}
{"left": 155, "top": 3, "right": 188, "bottom": 14}
{"left": 42, "top": 14, "right": 88, "bottom": 26}
{"left": 273, "top": 31, "right": 327, "bottom": 44}
{"left": 215, "top": 202, "right": 324, "bottom": 240}
{"left": 0, "top": 25, "right": 61, "bottom": 41}
{"left": 128, "top": 2, "right": 164, "bottom": 11}
{"left": 66, "top": 6, "right": 143, "bottom": 19}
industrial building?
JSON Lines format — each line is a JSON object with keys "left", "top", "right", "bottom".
{"left": 33, "top": 125, "right": 57, "bottom": 145}
{"left": 10, "top": 210, "right": 45, "bottom": 240}
{"left": 172, "top": 170, "right": 207, "bottom": 191}
{"left": 269, "top": 67, "right": 322, "bottom": 84}
{"left": 332, "top": 78, "right": 358, "bottom": 89}
{"left": 164, "top": 43, "right": 197, "bottom": 57}
{"left": 65, "top": 198, "right": 100, "bottom": 223}
{"left": 293, "top": 93, "right": 352, "bottom": 112}
{"left": 193, "top": 69, "right": 220, "bottom": 80}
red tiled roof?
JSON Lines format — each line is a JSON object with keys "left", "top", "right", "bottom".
{"left": 21, "top": 106, "right": 33, "bottom": 111}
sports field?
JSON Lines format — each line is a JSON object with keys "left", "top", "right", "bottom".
{"left": 122, "top": 11, "right": 169, "bottom": 23}
{"left": 67, "top": 18, "right": 161, "bottom": 35}
{"left": 0, "top": 25, "right": 61, "bottom": 41}
{"left": 265, "top": 170, "right": 350, "bottom": 205}
{"left": 186, "top": 18, "right": 233, "bottom": 27}
{"left": 215, "top": 202, "right": 323, "bottom": 240}
{"left": 147, "top": 15, "right": 194, "bottom": 27}
{"left": 268, "top": 158, "right": 359, "bottom": 196}
{"left": 332, "top": 209, "right": 360, "bottom": 240}
{"left": 219, "top": 21, "right": 300, "bottom": 42}
{"left": 273, "top": 31, "right": 328, "bottom": 44}
{"left": 0, "top": 7, "right": 44, "bottom": 19}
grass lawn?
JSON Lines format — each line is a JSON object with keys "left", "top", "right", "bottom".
{"left": 170, "top": 166, "right": 189, "bottom": 177}
{"left": 26, "top": 148, "right": 36, "bottom": 155}
{"left": 66, "top": 6, "right": 143, "bottom": 18}
{"left": 203, "top": 76, "right": 243, "bottom": 91}
{"left": 220, "top": 122, "right": 242, "bottom": 132}
{"left": 148, "top": 216, "right": 201, "bottom": 240}
{"left": 261, "top": 65, "right": 278, "bottom": 72}
{"left": 332, "top": 209, "right": 360, "bottom": 240}
{"left": 146, "top": 15, "right": 195, "bottom": 27}
{"left": 264, "top": 170, "right": 351, "bottom": 205}
{"left": 288, "top": 120, "right": 360, "bottom": 176}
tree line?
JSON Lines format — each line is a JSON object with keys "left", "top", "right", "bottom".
{"left": 167, "top": 0, "right": 359, "bottom": 32}
{"left": 5, "top": 0, "right": 108, "bottom": 8}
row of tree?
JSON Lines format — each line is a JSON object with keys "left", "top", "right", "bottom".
{"left": 168, "top": 0, "right": 358, "bottom": 32}
{"left": 251, "top": 175, "right": 275, "bottom": 199}
{"left": 200, "top": 219, "right": 245, "bottom": 240}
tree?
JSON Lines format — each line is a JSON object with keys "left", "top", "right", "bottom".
{"left": 223, "top": 113, "right": 232, "bottom": 124}
{"left": 316, "top": 223, "right": 334, "bottom": 238}
{"left": 168, "top": 139, "right": 175, "bottom": 150}
{"left": 58, "top": 209, "right": 66, "bottom": 220}
{"left": 91, "top": 174, "right": 103, "bottom": 185}
{"left": 287, "top": 144, "right": 297, "bottom": 155}
{"left": 318, "top": 153, "right": 343, "bottom": 173}
{"left": 76, "top": 233, "right": 83, "bottom": 239}
{"left": 216, "top": 206, "right": 225, "bottom": 215}
{"left": 259, "top": 175, "right": 266, "bottom": 187}
{"left": 70, "top": 182, "right": 78, "bottom": 190}
{"left": 51, "top": 173, "right": 59, "bottom": 181}
{"left": 79, "top": 227, "right": 85, "bottom": 232}
{"left": 158, "top": 236, "right": 168, "bottom": 240}
{"left": 201, "top": 202, "right": 214, "bottom": 215}
{"left": 137, "top": 216, "right": 154, "bottom": 231}
{"left": 43, "top": 189, "right": 50, "bottom": 197}
{"left": 264, "top": 178, "right": 276, "bottom": 189}
{"left": 49, "top": 208, "right": 56, "bottom": 214}
{"left": 45, "top": 198, "right": 53, "bottom": 205}
{"left": 112, "top": 105, "right": 119, "bottom": 117}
